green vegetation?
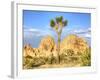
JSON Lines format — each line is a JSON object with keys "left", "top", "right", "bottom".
{"left": 80, "top": 48, "right": 91, "bottom": 66}
{"left": 23, "top": 56, "right": 46, "bottom": 69}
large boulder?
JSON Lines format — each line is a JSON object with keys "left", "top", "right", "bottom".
{"left": 60, "top": 34, "right": 89, "bottom": 54}
{"left": 39, "top": 35, "right": 55, "bottom": 52}
{"left": 23, "top": 44, "right": 36, "bottom": 57}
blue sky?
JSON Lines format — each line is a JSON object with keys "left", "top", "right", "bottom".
{"left": 23, "top": 10, "right": 91, "bottom": 48}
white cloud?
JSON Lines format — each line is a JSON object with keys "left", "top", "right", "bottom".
{"left": 24, "top": 27, "right": 53, "bottom": 38}
{"left": 62, "top": 27, "right": 91, "bottom": 39}
{"left": 72, "top": 28, "right": 91, "bottom": 34}
{"left": 83, "top": 33, "right": 91, "bottom": 38}
{"left": 24, "top": 28, "right": 41, "bottom": 33}
{"left": 72, "top": 28, "right": 91, "bottom": 39}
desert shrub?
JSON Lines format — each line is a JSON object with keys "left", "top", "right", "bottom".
{"left": 66, "top": 49, "right": 80, "bottom": 63}
{"left": 23, "top": 56, "right": 35, "bottom": 69}
{"left": 30, "top": 56, "right": 48, "bottom": 68}
{"left": 66, "top": 49, "right": 74, "bottom": 56}
{"left": 37, "top": 57, "right": 46, "bottom": 65}
{"left": 25, "top": 55, "right": 33, "bottom": 59}
{"left": 77, "top": 52, "right": 82, "bottom": 55}
{"left": 23, "top": 56, "right": 47, "bottom": 69}
{"left": 51, "top": 56, "right": 57, "bottom": 64}
{"left": 46, "top": 57, "right": 52, "bottom": 64}
{"left": 23, "top": 55, "right": 33, "bottom": 66}
{"left": 70, "top": 56, "right": 79, "bottom": 63}
{"left": 80, "top": 48, "right": 91, "bottom": 66}
{"left": 60, "top": 53, "right": 67, "bottom": 63}
{"left": 46, "top": 54, "right": 54, "bottom": 64}
{"left": 60, "top": 49, "right": 79, "bottom": 63}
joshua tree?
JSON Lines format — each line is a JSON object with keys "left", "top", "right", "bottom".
{"left": 50, "top": 16, "right": 68, "bottom": 63}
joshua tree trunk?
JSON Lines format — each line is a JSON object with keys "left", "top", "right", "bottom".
{"left": 57, "top": 32, "right": 61, "bottom": 64}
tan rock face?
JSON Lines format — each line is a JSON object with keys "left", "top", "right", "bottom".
{"left": 23, "top": 34, "right": 89, "bottom": 58}
{"left": 23, "top": 45, "right": 36, "bottom": 57}
{"left": 39, "top": 35, "right": 55, "bottom": 52}
{"left": 60, "top": 34, "right": 89, "bottom": 54}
